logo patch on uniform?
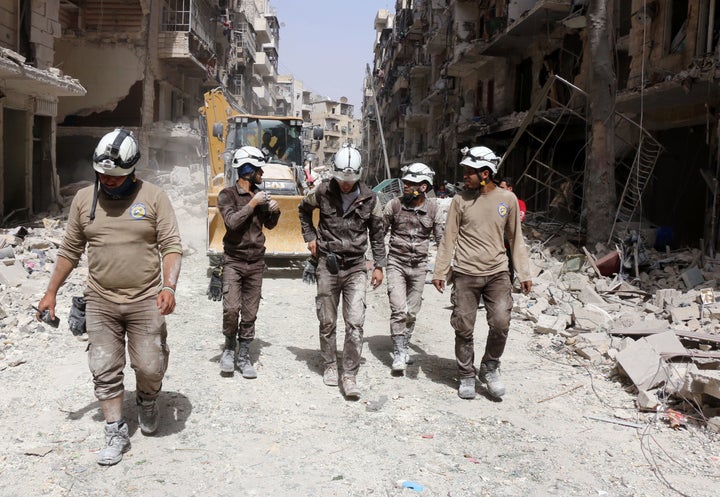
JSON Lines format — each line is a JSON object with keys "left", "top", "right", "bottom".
{"left": 497, "top": 202, "right": 509, "bottom": 218}
{"left": 130, "top": 203, "right": 146, "bottom": 219}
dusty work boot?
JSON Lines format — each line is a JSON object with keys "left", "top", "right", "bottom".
{"left": 96, "top": 420, "right": 130, "bottom": 466}
{"left": 237, "top": 339, "right": 257, "bottom": 379}
{"left": 220, "top": 335, "right": 236, "bottom": 375}
{"left": 219, "top": 348, "right": 235, "bottom": 375}
{"left": 479, "top": 361, "right": 506, "bottom": 398}
{"left": 403, "top": 334, "right": 414, "bottom": 364}
{"left": 323, "top": 364, "right": 339, "bottom": 386}
{"left": 342, "top": 376, "right": 360, "bottom": 399}
{"left": 391, "top": 336, "right": 407, "bottom": 373}
{"left": 458, "top": 377, "right": 477, "bottom": 400}
{"left": 137, "top": 397, "right": 159, "bottom": 435}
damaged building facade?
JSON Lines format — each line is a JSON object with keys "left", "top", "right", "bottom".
{"left": 51, "top": 0, "right": 281, "bottom": 184}
{"left": 0, "top": 0, "right": 85, "bottom": 223}
{"left": 364, "top": 0, "right": 720, "bottom": 250}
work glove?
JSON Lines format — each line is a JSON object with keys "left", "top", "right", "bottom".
{"left": 68, "top": 296, "right": 86, "bottom": 337}
{"left": 207, "top": 267, "right": 223, "bottom": 301}
{"left": 302, "top": 257, "right": 318, "bottom": 285}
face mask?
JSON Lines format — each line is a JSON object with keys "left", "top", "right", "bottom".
{"left": 100, "top": 174, "right": 137, "bottom": 199}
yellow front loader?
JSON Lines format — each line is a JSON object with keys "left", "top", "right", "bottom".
{"left": 199, "top": 88, "right": 318, "bottom": 266}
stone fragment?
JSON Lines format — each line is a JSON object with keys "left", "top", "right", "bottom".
{"left": 615, "top": 331, "right": 685, "bottom": 390}
{"left": 681, "top": 266, "right": 704, "bottom": 289}
{"left": 0, "top": 262, "right": 28, "bottom": 287}
{"left": 637, "top": 390, "right": 659, "bottom": 411}
{"left": 669, "top": 305, "right": 699, "bottom": 323}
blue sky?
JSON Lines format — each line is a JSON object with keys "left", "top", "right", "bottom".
{"left": 271, "top": 0, "right": 392, "bottom": 113}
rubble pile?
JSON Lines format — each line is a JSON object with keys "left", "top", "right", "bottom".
{"left": 519, "top": 225, "right": 720, "bottom": 432}
{"left": 0, "top": 165, "right": 204, "bottom": 373}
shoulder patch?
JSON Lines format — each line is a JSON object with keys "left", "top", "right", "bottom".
{"left": 497, "top": 202, "right": 509, "bottom": 218}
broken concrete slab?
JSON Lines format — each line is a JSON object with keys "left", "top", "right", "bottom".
{"left": 572, "top": 304, "right": 612, "bottom": 330}
{"left": 688, "top": 369, "right": 720, "bottom": 400}
{"left": 615, "top": 331, "right": 686, "bottom": 390}
{"left": 681, "top": 266, "right": 704, "bottom": 289}
{"left": 578, "top": 286, "right": 606, "bottom": 305}
{"left": 534, "top": 314, "right": 570, "bottom": 335}
{"left": 637, "top": 390, "right": 659, "bottom": 411}
{"left": 0, "top": 262, "right": 28, "bottom": 287}
{"left": 670, "top": 305, "right": 700, "bottom": 323}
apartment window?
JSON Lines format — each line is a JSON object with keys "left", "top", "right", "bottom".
{"left": 665, "top": 0, "right": 689, "bottom": 54}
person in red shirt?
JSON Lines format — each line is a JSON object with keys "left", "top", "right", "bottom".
{"left": 499, "top": 177, "right": 526, "bottom": 222}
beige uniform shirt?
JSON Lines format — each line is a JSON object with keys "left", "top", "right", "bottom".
{"left": 433, "top": 186, "right": 531, "bottom": 282}
{"left": 58, "top": 180, "right": 183, "bottom": 304}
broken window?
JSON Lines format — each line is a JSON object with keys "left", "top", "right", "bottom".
{"left": 514, "top": 58, "right": 532, "bottom": 112}
{"left": 666, "top": 0, "right": 688, "bottom": 54}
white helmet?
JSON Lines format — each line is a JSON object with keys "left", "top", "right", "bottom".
{"left": 459, "top": 146, "right": 499, "bottom": 174}
{"left": 401, "top": 162, "right": 435, "bottom": 188}
{"left": 332, "top": 145, "right": 362, "bottom": 182}
{"left": 92, "top": 129, "right": 140, "bottom": 176}
{"left": 232, "top": 145, "right": 266, "bottom": 170}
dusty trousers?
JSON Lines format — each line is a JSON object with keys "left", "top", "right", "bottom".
{"left": 222, "top": 258, "right": 264, "bottom": 340}
{"left": 315, "top": 257, "right": 368, "bottom": 378}
{"left": 85, "top": 289, "right": 169, "bottom": 401}
{"left": 450, "top": 271, "right": 513, "bottom": 378}
{"left": 386, "top": 258, "right": 426, "bottom": 337}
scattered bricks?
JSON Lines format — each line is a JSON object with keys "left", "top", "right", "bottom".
{"left": 572, "top": 304, "right": 612, "bottom": 330}
{"left": 577, "top": 332, "right": 611, "bottom": 353}
{"left": 579, "top": 286, "right": 606, "bottom": 305}
{"left": 703, "top": 303, "right": 720, "bottom": 320}
{"left": 643, "top": 302, "right": 661, "bottom": 314}
{"left": 523, "top": 297, "right": 549, "bottom": 322}
{"left": 637, "top": 390, "right": 659, "bottom": 411}
{"left": 681, "top": 266, "right": 704, "bottom": 289}
{"left": 654, "top": 289, "right": 681, "bottom": 309}
{"left": 0, "top": 262, "right": 28, "bottom": 287}
{"left": 670, "top": 305, "right": 700, "bottom": 323}
{"left": 688, "top": 370, "right": 720, "bottom": 400}
{"left": 534, "top": 314, "right": 570, "bottom": 335}
{"left": 562, "top": 272, "right": 590, "bottom": 292}
{"left": 575, "top": 346, "right": 603, "bottom": 363}
{"left": 686, "top": 318, "right": 701, "bottom": 331}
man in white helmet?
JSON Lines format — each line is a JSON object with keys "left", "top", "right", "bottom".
{"left": 216, "top": 145, "right": 280, "bottom": 379}
{"left": 298, "top": 144, "right": 386, "bottom": 399}
{"left": 383, "top": 162, "right": 444, "bottom": 373}
{"left": 36, "top": 128, "right": 183, "bottom": 465}
{"left": 432, "top": 146, "right": 532, "bottom": 400}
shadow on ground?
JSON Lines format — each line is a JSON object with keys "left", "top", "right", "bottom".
{"left": 65, "top": 389, "right": 192, "bottom": 437}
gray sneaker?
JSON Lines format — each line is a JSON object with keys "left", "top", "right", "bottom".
{"left": 220, "top": 348, "right": 235, "bottom": 374}
{"left": 458, "top": 377, "right": 477, "bottom": 399}
{"left": 96, "top": 421, "right": 130, "bottom": 466}
{"left": 479, "top": 362, "right": 506, "bottom": 398}
{"left": 323, "top": 365, "right": 338, "bottom": 386}
{"left": 137, "top": 398, "right": 159, "bottom": 435}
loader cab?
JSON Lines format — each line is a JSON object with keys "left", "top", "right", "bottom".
{"left": 223, "top": 116, "right": 305, "bottom": 195}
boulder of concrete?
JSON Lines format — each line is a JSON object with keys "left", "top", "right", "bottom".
{"left": 0, "top": 262, "right": 27, "bottom": 287}
{"left": 615, "top": 331, "right": 686, "bottom": 390}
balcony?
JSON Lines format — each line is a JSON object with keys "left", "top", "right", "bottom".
{"left": 253, "top": 86, "right": 272, "bottom": 108}
{"left": 483, "top": 0, "right": 572, "bottom": 56}
{"left": 159, "top": 0, "right": 215, "bottom": 76}
{"left": 253, "top": 51, "right": 274, "bottom": 77}
{"left": 254, "top": 16, "right": 271, "bottom": 44}
{"left": 405, "top": 104, "right": 430, "bottom": 125}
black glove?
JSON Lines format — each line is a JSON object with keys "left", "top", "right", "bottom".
{"left": 68, "top": 296, "right": 86, "bottom": 337}
{"left": 302, "top": 258, "right": 318, "bottom": 285}
{"left": 207, "top": 267, "right": 223, "bottom": 301}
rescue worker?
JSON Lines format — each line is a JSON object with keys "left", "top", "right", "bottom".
{"left": 431, "top": 146, "right": 532, "bottom": 400}
{"left": 36, "top": 129, "right": 183, "bottom": 465}
{"left": 383, "top": 163, "right": 444, "bottom": 373}
{"left": 217, "top": 146, "right": 280, "bottom": 378}
{"left": 298, "top": 144, "right": 386, "bottom": 399}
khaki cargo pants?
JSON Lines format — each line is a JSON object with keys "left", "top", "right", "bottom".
{"left": 386, "top": 258, "right": 426, "bottom": 338}
{"left": 450, "top": 271, "right": 513, "bottom": 378}
{"left": 85, "top": 289, "right": 169, "bottom": 402}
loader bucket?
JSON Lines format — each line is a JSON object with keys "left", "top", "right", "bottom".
{"left": 206, "top": 194, "right": 318, "bottom": 260}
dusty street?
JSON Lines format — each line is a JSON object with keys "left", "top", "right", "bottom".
{"left": 1, "top": 217, "right": 719, "bottom": 497}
